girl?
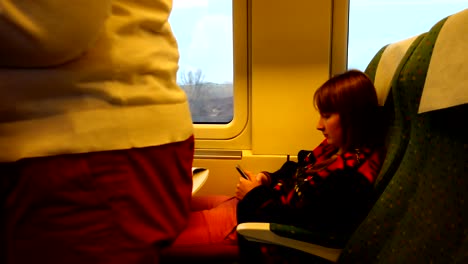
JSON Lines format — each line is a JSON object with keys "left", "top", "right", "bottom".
{"left": 162, "top": 70, "right": 387, "bottom": 263}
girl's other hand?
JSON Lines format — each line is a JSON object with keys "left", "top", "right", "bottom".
{"left": 235, "top": 170, "right": 265, "bottom": 200}
{"left": 256, "top": 172, "right": 270, "bottom": 185}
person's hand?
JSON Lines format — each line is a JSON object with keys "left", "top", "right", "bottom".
{"left": 235, "top": 171, "right": 266, "bottom": 200}
{"left": 255, "top": 172, "right": 270, "bottom": 185}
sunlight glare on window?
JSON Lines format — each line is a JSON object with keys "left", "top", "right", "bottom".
{"left": 170, "top": 0, "right": 234, "bottom": 124}
{"left": 348, "top": 1, "right": 467, "bottom": 70}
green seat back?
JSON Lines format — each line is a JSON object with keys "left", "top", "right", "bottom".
{"left": 363, "top": 35, "right": 424, "bottom": 200}
{"left": 340, "top": 14, "right": 468, "bottom": 263}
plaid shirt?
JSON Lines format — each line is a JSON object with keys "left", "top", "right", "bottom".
{"left": 237, "top": 139, "right": 385, "bottom": 245}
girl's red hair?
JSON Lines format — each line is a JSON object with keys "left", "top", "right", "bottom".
{"left": 314, "top": 70, "right": 385, "bottom": 151}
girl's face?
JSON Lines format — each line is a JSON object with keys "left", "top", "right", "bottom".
{"left": 316, "top": 112, "right": 344, "bottom": 152}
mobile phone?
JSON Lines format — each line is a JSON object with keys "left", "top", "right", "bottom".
{"left": 236, "top": 164, "right": 249, "bottom": 179}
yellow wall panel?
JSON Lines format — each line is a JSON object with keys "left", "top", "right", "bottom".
{"left": 251, "top": 0, "right": 332, "bottom": 155}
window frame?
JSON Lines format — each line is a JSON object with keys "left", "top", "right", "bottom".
{"left": 331, "top": 0, "right": 349, "bottom": 76}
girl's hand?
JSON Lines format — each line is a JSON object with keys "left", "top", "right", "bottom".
{"left": 235, "top": 171, "right": 267, "bottom": 200}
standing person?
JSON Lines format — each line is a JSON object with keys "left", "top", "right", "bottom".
{"left": 0, "top": 1, "right": 194, "bottom": 264}
{"left": 161, "top": 70, "right": 387, "bottom": 263}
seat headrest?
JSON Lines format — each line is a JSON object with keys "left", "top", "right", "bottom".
{"left": 373, "top": 35, "right": 420, "bottom": 106}
{"left": 418, "top": 8, "right": 468, "bottom": 113}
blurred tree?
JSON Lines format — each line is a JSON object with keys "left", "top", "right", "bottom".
{"left": 180, "top": 69, "right": 210, "bottom": 121}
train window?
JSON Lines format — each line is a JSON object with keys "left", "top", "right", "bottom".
{"left": 171, "top": 0, "right": 233, "bottom": 124}
{"left": 347, "top": 1, "right": 467, "bottom": 71}
{"left": 170, "top": 0, "right": 249, "bottom": 143}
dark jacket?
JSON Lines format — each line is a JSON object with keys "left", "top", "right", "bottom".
{"left": 237, "top": 139, "right": 385, "bottom": 247}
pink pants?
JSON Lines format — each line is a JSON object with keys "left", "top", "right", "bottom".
{"left": 161, "top": 195, "right": 239, "bottom": 262}
{"left": 1, "top": 136, "right": 194, "bottom": 264}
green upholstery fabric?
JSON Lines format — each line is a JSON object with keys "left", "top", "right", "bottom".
{"left": 363, "top": 35, "right": 424, "bottom": 200}
{"left": 455, "top": 237, "right": 468, "bottom": 262}
{"left": 340, "top": 15, "right": 468, "bottom": 263}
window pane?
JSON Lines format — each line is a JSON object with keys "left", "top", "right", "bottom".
{"left": 170, "top": 0, "right": 233, "bottom": 124}
{"left": 348, "top": 1, "right": 467, "bottom": 71}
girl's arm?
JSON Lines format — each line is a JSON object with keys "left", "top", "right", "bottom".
{"left": 239, "top": 169, "right": 374, "bottom": 236}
